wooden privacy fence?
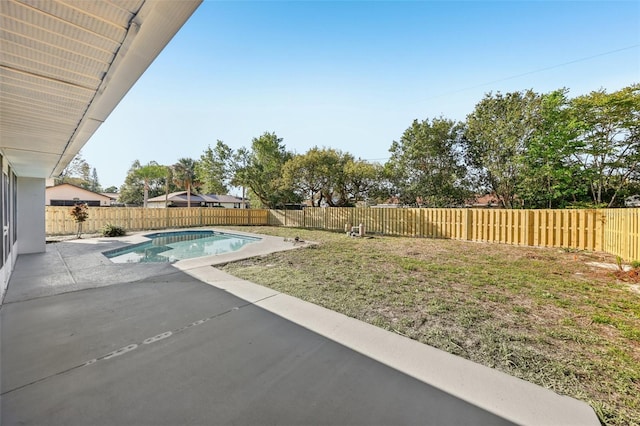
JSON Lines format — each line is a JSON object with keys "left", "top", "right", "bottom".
{"left": 45, "top": 206, "right": 639, "bottom": 261}
{"left": 603, "top": 208, "right": 639, "bottom": 263}
{"left": 45, "top": 207, "right": 269, "bottom": 235}
{"left": 268, "top": 207, "right": 640, "bottom": 261}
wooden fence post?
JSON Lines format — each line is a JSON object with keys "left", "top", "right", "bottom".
{"left": 596, "top": 210, "right": 606, "bottom": 253}
{"left": 464, "top": 209, "right": 472, "bottom": 241}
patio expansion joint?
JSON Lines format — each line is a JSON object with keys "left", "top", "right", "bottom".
{"left": 0, "top": 292, "right": 280, "bottom": 396}
{"left": 55, "top": 245, "right": 77, "bottom": 287}
{"left": 1, "top": 268, "right": 213, "bottom": 305}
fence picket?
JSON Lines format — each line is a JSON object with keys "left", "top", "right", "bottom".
{"left": 45, "top": 206, "right": 639, "bottom": 261}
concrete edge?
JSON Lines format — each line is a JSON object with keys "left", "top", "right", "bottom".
{"left": 183, "top": 264, "right": 600, "bottom": 426}
{"left": 77, "top": 227, "right": 308, "bottom": 269}
{"left": 66, "top": 228, "right": 599, "bottom": 425}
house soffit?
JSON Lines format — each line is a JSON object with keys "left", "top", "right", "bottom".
{"left": 0, "top": 0, "right": 201, "bottom": 178}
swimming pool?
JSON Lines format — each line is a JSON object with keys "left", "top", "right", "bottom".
{"left": 103, "top": 230, "right": 261, "bottom": 263}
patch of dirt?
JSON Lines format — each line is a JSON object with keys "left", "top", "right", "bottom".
{"left": 586, "top": 261, "right": 640, "bottom": 284}
{"left": 613, "top": 268, "right": 640, "bottom": 283}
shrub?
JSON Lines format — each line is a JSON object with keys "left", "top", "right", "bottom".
{"left": 101, "top": 223, "right": 126, "bottom": 237}
{"left": 69, "top": 203, "right": 89, "bottom": 238}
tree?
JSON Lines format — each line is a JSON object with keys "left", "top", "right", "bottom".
{"left": 386, "top": 118, "right": 470, "bottom": 207}
{"left": 344, "top": 159, "right": 384, "bottom": 206}
{"left": 464, "top": 90, "right": 542, "bottom": 208}
{"left": 134, "top": 162, "right": 167, "bottom": 207}
{"left": 57, "top": 151, "right": 93, "bottom": 189}
{"left": 118, "top": 160, "right": 144, "bottom": 206}
{"left": 69, "top": 203, "right": 89, "bottom": 238}
{"left": 569, "top": 84, "right": 640, "bottom": 207}
{"left": 281, "top": 148, "right": 332, "bottom": 206}
{"left": 235, "top": 132, "right": 298, "bottom": 208}
{"left": 281, "top": 147, "right": 353, "bottom": 206}
{"left": 104, "top": 186, "right": 119, "bottom": 193}
{"left": 281, "top": 147, "right": 369, "bottom": 207}
{"left": 120, "top": 160, "right": 173, "bottom": 206}
{"left": 319, "top": 149, "right": 353, "bottom": 206}
{"left": 230, "top": 147, "right": 250, "bottom": 202}
{"left": 173, "top": 158, "right": 197, "bottom": 207}
{"left": 196, "top": 140, "right": 233, "bottom": 194}
{"left": 517, "top": 89, "right": 586, "bottom": 208}
{"left": 89, "top": 168, "right": 101, "bottom": 193}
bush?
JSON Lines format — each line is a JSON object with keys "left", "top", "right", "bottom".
{"left": 101, "top": 224, "right": 126, "bottom": 237}
{"left": 69, "top": 203, "right": 89, "bottom": 238}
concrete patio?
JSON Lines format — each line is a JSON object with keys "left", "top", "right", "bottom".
{"left": 1, "top": 230, "right": 599, "bottom": 425}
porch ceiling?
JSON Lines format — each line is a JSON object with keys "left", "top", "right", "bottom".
{"left": 0, "top": 0, "right": 201, "bottom": 178}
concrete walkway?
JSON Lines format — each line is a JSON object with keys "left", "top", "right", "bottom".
{"left": 1, "top": 230, "right": 599, "bottom": 425}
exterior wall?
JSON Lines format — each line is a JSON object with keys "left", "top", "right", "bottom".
{"left": 147, "top": 201, "right": 167, "bottom": 208}
{"left": 17, "top": 177, "right": 46, "bottom": 254}
{"left": 46, "top": 184, "right": 111, "bottom": 206}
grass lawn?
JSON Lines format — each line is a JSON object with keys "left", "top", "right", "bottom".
{"left": 218, "top": 226, "right": 640, "bottom": 426}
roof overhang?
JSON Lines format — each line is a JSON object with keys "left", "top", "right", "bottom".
{"left": 0, "top": 0, "right": 202, "bottom": 178}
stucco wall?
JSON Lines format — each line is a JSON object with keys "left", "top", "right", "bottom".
{"left": 18, "top": 177, "right": 46, "bottom": 254}
{"left": 46, "top": 184, "right": 111, "bottom": 206}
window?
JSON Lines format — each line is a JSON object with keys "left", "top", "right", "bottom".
{"left": 11, "top": 171, "right": 16, "bottom": 244}
{"left": 50, "top": 200, "right": 100, "bottom": 207}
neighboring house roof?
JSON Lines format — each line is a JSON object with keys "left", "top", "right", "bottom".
{"left": 210, "top": 194, "right": 248, "bottom": 203}
{"left": 467, "top": 194, "right": 503, "bottom": 208}
{"left": 101, "top": 192, "right": 120, "bottom": 201}
{"left": 146, "top": 192, "right": 246, "bottom": 204}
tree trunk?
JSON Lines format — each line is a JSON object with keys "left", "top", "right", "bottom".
{"left": 143, "top": 180, "right": 149, "bottom": 208}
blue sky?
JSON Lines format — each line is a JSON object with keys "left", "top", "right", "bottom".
{"left": 84, "top": 1, "right": 640, "bottom": 190}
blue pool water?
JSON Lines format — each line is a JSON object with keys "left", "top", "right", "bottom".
{"left": 103, "top": 230, "right": 261, "bottom": 263}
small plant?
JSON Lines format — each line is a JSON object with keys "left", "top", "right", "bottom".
{"left": 101, "top": 223, "right": 126, "bottom": 237}
{"left": 631, "top": 260, "right": 640, "bottom": 269}
{"left": 69, "top": 203, "right": 89, "bottom": 238}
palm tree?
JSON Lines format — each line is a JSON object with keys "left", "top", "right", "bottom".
{"left": 134, "top": 162, "right": 166, "bottom": 207}
{"left": 172, "top": 158, "right": 197, "bottom": 207}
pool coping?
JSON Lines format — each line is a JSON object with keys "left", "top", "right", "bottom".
{"left": 99, "top": 227, "right": 309, "bottom": 269}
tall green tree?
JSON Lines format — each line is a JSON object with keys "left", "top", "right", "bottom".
{"left": 196, "top": 140, "right": 233, "bottom": 194}
{"left": 134, "top": 162, "right": 167, "bottom": 207}
{"left": 119, "top": 160, "right": 172, "bottom": 206}
{"left": 235, "top": 132, "right": 298, "bottom": 208}
{"left": 172, "top": 158, "right": 198, "bottom": 207}
{"left": 57, "top": 151, "right": 92, "bottom": 189}
{"left": 320, "top": 149, "right": 353, "bottom": 206}
{"left": 281, "top": 147, "right": 375, "bottom": 207}
{"left": 518, "top": 89, "right": 586, "bottom": 208}
{"left": 570, "top": 84, "right": 640, "bottom": 207}
{"left": 464, "top": 90, "right": 542, "bottom": 208}
{"left": 343, "top": 158, "right": 383, "bottom": 206}
{"left": 119, "top": 160, "right": 144, "bottom": 205}
{"left": 281, "top": 147, "right": 334, "bottom": 206}
{"left": 89, "top": 168, "right": 101, "bottom": 193}
{"left": 387, "top": 117, "right": 470, "bottom": 207}
{"left": 230, "top": 147, "right": 250, "bottom": 202}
